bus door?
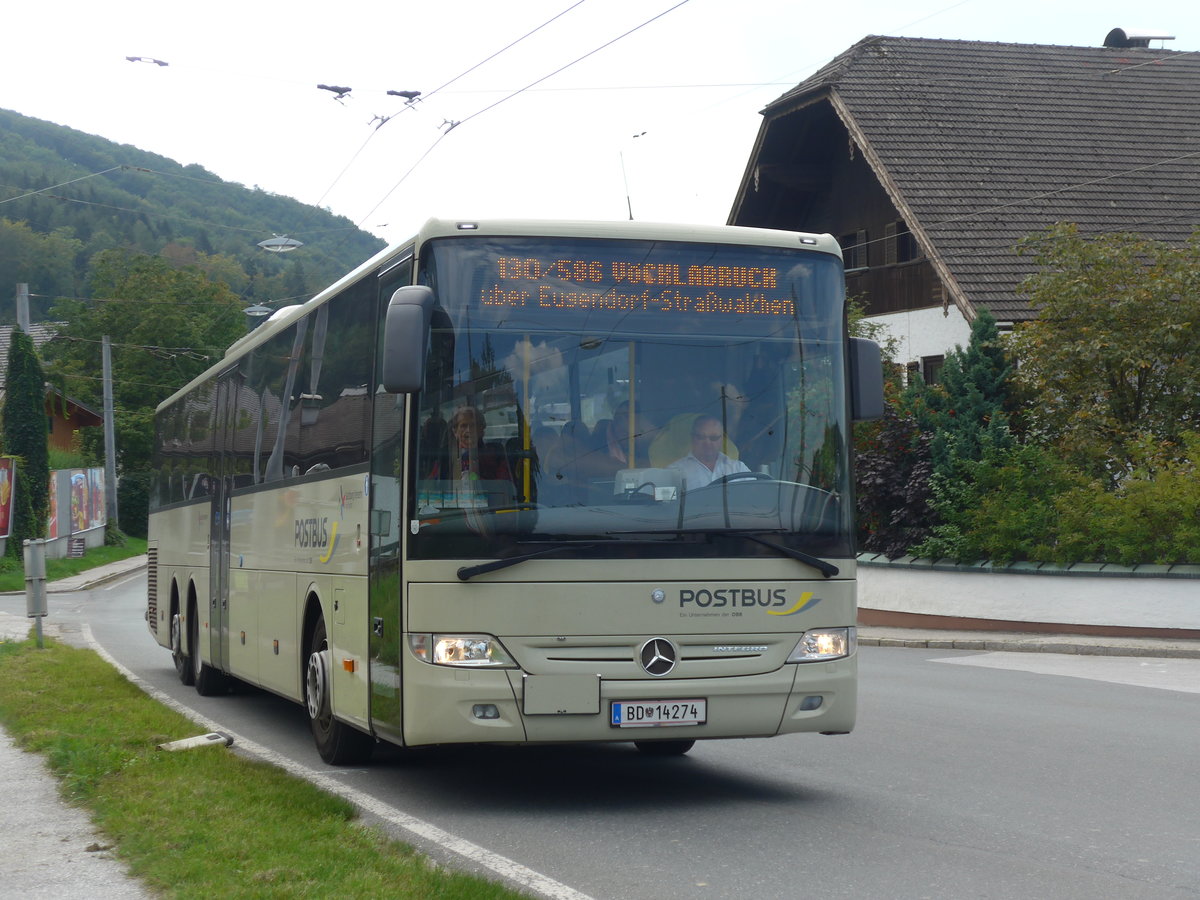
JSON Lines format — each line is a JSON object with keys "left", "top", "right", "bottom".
{"left": 207, "top": 375, "right": 235, "bottom": 673}
{"left": 368, "top": 255, "right": 413, "bottom": 743}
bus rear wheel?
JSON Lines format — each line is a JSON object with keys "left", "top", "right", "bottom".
{"left": 171, "top": 610, "right": 194, "bottom": 686}
{"left": 634, "top": 740, "right": 695, "bottom": 756}
{"left": 189, "top": 601, "right": 227, "bottom": 696}
{"left": 305, "top": 616, "right": 374, "bottom": 766}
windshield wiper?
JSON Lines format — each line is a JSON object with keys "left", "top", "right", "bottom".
{"left": 606, "top": 528, "right": 840, "bottom": 578}
{"left": 735, "top": 532, "right": 839, "bottom": 578}
{"left": 457, "top": 542, "right": 598, "bottom": 581}
{"left": 457, "top": 535, "right": 686, "bottom": 580}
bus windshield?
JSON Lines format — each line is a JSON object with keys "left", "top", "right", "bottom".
{"left": 409, "top": 234, "right": 852, "bottom": 560}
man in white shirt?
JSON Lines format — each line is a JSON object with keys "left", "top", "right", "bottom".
{"left": 668, "top": 414, "right": 749, "bottom": 488}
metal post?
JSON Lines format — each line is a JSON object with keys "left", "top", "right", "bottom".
{"left": 102, "top": 336, "right": 119, "bottom": 527}
{"left": 23, "top": 539, "right": 47, "bottom": 649}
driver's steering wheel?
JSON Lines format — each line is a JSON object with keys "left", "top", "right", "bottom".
{"left": 708, "top": 471, "right": 773, "bottom": 486}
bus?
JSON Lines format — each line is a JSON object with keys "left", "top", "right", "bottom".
{"left": 146, "top": 218, "right": 883, "bottom": 764}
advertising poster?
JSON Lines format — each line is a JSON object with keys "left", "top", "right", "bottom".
{"left": 47, "top": 473, "right": 59, "bottom": 539}
{"left": 88, "top": 467, "right": 106, "bottom": 527}
{"left": 0, "top": 457, "right": 13, "bottom": 539}
{"left": 70, "top": 469, "right": 89, "bottom": 534}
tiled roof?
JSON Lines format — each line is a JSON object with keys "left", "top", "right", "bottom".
{"left": 763, "top": 35, "right": 1200, "bottom": 321}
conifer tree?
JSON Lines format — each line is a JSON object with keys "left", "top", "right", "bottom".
{"left": 923, "top": 308, "right": 1012, "bottom": 476}
{"left": 3, "top": 329, "right": 50, "bottom": 553}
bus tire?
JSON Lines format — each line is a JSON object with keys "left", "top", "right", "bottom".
{"left": 634, "top": 740, "right": 695, "bottom": 757}
{"left": 306, "top": 616, "right": 374, "bottom": 766}
{"left": 171, "top": 606, "right": 194, "bottom": 686}
{"left": 189, "top": 599, "right": 227, "bottom": 696}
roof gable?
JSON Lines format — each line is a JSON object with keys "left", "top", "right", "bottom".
{"left": 741, "top": 35, "right": 1200, "bottom": 321}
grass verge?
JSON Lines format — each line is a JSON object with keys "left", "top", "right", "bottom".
{"left": 0, "top": 636, "right": 529, "bottom": 899}
{"left": 0, "top": 537, "right": 149, "bottom": 593}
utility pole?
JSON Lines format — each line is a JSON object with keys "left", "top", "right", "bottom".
{"left": 102, "top": 336, "right": 119, "bottom": 527}
{"left": 16, "top": 283, "right": 30, "bottom": 332}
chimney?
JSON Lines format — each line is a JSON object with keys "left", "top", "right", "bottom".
{"left": 1104, "top": 28, "right": 1176, "bottom": 49}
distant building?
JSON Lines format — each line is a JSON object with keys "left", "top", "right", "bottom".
{"left": 0, "top": 324, "right": 102, "bottom": 453}
{"left": 728, "top": 29, "right": 1196, "bottom": 380}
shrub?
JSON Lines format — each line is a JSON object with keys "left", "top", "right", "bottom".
{"left": 855, "top": 402, "right": 935, "bottom": 558}
{"left": 914, "top": 440, "right": 1084, "bottom": 563}
{"left": 1051, "top": 435, "right": 1200, "bottom": 565}
{"left": 117, "top": 470, "right": 151, "bottom": 539}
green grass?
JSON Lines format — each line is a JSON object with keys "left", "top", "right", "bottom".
{"left": 0, "top": 638, "right": 530, "bottom": 899}
{"left": 0, "top": 537, "right": 148, "bottom": 593}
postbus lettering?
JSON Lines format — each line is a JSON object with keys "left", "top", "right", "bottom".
{"left": 679, "top": 587, "right": 791, "bottom": 608}
{"left": 294, "top": 517, "right": 329, "bottom": 548}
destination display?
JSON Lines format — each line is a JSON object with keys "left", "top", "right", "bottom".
{"left": 478, "top": 253, "right": 798, "bottom": 318}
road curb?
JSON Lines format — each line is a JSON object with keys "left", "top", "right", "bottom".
{"left": 858, "top": 633, "right": 1200, "bottom": 660}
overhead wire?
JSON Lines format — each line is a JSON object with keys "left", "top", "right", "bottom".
{"left": 0, "top": 166, "right": 123, "bottom": 205}
{"left": 311, "top": 0, "right": 591, "bottom": 211}
{"left": 454, "top": 0, "right": 690, "bottom": 130}
{"left": 349, "top": 0, "right": 692, "bottom": 229}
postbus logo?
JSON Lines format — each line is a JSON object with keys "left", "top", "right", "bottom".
{"left": 676, "top": 587, "right": 821, "bottom": 615}
{"left": 295, "top": 516, "right": 340, "bottom": 563}
{"left": 295, "top": 516, "right": 329, "bottom": 549}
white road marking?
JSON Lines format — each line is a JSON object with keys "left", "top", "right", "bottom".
{"left": 101, "top": 572, "right": 146, "bottom": 591}
{"left": 933, "top": 651, "right": 1200, "bottom": 694}
{"left": 82, "top": 625, "right": 594, "bottom": 900}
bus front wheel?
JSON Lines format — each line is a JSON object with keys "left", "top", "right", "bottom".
{"left": 305, "top": 616, "right": 374, "bottom": 766}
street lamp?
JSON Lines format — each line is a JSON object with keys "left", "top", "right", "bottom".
{"left": 257, "top": 235, "right": 303, "bottom": 252}
{"left": 243, "top": 303, "right": 273, "bottom": 331}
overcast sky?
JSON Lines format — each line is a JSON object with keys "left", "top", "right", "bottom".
{"left": 3, "top": 0, "right": 1192, "bottom": 249}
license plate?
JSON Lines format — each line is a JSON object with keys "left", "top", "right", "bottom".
{"left": 611, "top": 699, "right": 706, "bottom": 727}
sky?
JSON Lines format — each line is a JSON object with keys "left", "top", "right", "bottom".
{"left": 2, "top": 0, "right": 1194, "bottom": 251}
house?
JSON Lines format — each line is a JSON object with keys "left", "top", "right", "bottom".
{"left": 728, "top": 29, "right": 1199, "bottom": 380}
{"left": 0, "top": 324, "right": 103, "bottom": 453}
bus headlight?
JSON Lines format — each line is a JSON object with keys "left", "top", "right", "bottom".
{"left": 786, "top": 627, "right": 856, "bottom": 663}
{"left": 408, "top": 633, "right": 517, "bottom": 668}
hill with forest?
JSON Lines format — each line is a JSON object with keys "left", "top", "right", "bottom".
{"left": 0, "top": 107, "right": 386, "bottom": 323}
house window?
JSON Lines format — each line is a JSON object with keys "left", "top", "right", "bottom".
{"left": 884, "top": 220, "right": 920, "bottom": 264}
{"left": 906, "top": 356, "right": 945, "bottom": 386}
{"left": 921, "top": 355, "right": 945, "bottom": 385}
{"left": 839, "top": 230, "right": 868, "bottom": 270}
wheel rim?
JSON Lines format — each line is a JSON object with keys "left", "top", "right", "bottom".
{"left": 306, "top": 646, "right": 331, "bottom": 723}
{"left": 170, "top": 614, "right": 182, "bottom": 656}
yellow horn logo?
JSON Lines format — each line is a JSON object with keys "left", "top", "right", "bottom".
{"left": 767, "top": 591, "right": 819, "bottom": 616}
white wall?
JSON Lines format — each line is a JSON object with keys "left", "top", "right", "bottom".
{"left": 859, "top": 564, "right": 1200, "bottom": 630}
{"left": 866, "top": 304, "right": 972, "bottom": 366}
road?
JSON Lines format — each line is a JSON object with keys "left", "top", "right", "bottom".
{"left": 11, "top": 574, "right": 1200, "bottom": 899}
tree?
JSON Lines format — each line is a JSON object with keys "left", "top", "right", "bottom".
{"left": 921, "top": 308, "right": 1012, "bottom": 474}
{"left": 2, "top": 329, "right": 50, "bottom": 553}
{"left": 0, "top": 219, "right": 84, "bottom": 319}
{"left": 1012, "top": 223, "right": 1200, "bottom": 479}
{"left": 44, "top": 250, "right": 245, "bottom": 475}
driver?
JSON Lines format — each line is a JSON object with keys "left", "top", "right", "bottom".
{"left": 667, "top": 414, "right": 749, "bottom": 488}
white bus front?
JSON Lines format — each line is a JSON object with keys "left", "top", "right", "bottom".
{"left": 368, "top": 222, "right": 866, "bottom": 756}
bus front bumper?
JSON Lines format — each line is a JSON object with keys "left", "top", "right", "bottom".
{"left": 399, "top": 656, "right": 856, "bottom": 747}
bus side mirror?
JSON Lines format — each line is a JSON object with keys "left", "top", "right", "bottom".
{"left": 849, "top": 337, "right": 884, "bottom": 421}
{"left": 381, "top": 286, "right": 435, "bottom": 393}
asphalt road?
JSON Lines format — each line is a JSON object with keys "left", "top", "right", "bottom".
{"left": 11, "top": 575, "right": 1200, "bottom": 899}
